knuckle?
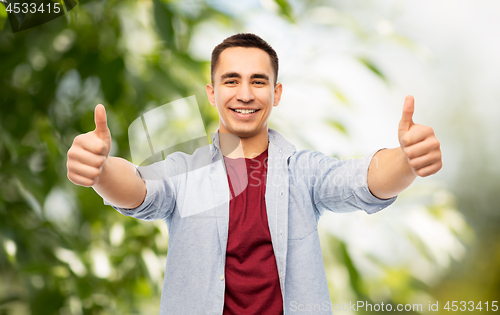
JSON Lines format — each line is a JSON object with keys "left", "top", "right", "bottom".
{"left": 67, "top": 148, "right": 77, "bottom": 160}
{"left": 73, "top": 134, "right": 85, "bottom": 144}
{"left": 95, "top": 142, "right": 105, "bottom": 153}
{"left": 90, "top": 168, "right": 101, "bottom": 179}
{"left": 430, "top": 138, "right": 440, "bottom": 150}
{"left": 68, "top": 172, "right": 81, "bottom": 185}
{"left": 418, "top": 124, "right": 431, "bottom": 134}
{"left": 402, "top": 135, "right": 411, "bottom": 146}
{"left": 437, "top": 161, "right": 443, "bottom": 171}
{"left": 404, "top": 148, "right": 413, "bottom": 159}
{"left": 416, "top": 169, "right": 427, "bottom": 177}
{"left": 95, "top": 158, "right": 104, "bottom": 168}
{"left": 409, "top": 159, "right": 418, "bottom": 169}
{"left": 66, "top": 160, "right": 74, "bottom": 171}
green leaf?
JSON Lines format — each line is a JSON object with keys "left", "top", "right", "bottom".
{"left": 339, "top": 241, "right": 364, "bottom": 298}
{"left": 6, "top": 1, "right": 26, "bottom": 32}
{"left": 0, "top": 1, "right": 7, "bottom": 31}
{"left": 326, "top": 119, "right": 348, "bottom": 135}
{"left": 273, "top": 0, "right": 294, "bottom": 23}
{"left": 153, "top": 0, "right": 176, "bottom": 50}
{"left": 357, "top": 57, "right": 387, "bottom": 83}
{"left": 327, "top": 83, "right": 349, "bottom": 106}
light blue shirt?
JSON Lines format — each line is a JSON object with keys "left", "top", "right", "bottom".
{"left": 106, "top": 128, "right": 396, "bottom": 314}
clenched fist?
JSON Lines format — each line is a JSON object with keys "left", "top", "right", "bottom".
{"left": 67, "top": 104, "right": 111, "bottom": 187}
{"left": 398, "top": 96, "right": 442, "bottom": 177}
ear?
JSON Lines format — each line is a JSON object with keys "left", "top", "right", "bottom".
{"left": 273, "top": 82, "right": 283, "bottom": 107}
{"left": 206, "top": 83, "right": 216, "bottom": 107}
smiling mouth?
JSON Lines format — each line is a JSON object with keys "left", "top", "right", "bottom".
{"left": 231, "top": 108, "right": 259, "bottom": 115}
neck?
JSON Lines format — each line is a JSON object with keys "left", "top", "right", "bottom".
{"left": 218, "top": 129, "right": 269, "bottom": 159}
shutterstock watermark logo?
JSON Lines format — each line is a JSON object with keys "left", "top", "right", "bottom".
{"left": 128, "top": 96, "right": 208, "bottom": 167}
{"left": 1, "top": 0, "right": 78, "bottom": 33}
{"left": 128, "top": 96, "right": 247, "bottom": 218}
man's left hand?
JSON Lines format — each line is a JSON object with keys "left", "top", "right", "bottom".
{"left": 398, "top": 95, "right": 443, "bottom": 177}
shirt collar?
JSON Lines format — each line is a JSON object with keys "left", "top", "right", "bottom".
{"left": 210, "top": 127, "right": 296, "bottom": 159}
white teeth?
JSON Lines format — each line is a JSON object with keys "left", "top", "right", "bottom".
{"left": 233, "top": 109, "right": 257, "bottom": 114}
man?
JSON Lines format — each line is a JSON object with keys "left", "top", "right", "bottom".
{"left": 67, "top": 33, "right": 442, "bottom": 314}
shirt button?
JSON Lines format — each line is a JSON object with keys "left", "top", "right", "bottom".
{"left": 220, "top": 275, "right": 224, "bottom": 281}
{"left": 280, "top": 191, "right": 284, "bottom": 196}
{"left": 280, "top": 230, "right": 283, "bottom": 236}
{"left": 279, "top": 149, "right": 282, "bottom": 153}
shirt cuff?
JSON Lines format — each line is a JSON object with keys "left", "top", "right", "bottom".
{"left": 353, "top": 149, "right": 397, "bottom": 214}
{"left": 103, "top": 179, "right": 157, "bottom": 218}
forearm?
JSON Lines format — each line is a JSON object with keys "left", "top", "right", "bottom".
{"left": 367, "top": 147, "right": 416, "bottom": 200}
{"left": 93, "top": 156, "right": 147, "bottom": 209}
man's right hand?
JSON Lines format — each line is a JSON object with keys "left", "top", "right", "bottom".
{"left": 67, "top": 104, "right": 112, "bottom": 187}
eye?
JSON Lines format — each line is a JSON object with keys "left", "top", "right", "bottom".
{"left": 253, "top": 81, "right": 266, "bottom": 85}
{"left": 225, "top": 80, "right": 237, "bottom": 85}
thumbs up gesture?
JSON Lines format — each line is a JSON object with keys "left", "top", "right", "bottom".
{"left": 67, "top": 104, "right": 112, "bottom": 187}
{"left": 398, "top": 96, "right": 442, "bottom": 177}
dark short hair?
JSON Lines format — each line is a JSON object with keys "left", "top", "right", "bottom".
{"left": 211, "top": 33, "right": 279, "bottom": 85}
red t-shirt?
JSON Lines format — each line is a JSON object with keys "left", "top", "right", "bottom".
{"left": 222, "top": 149, "right": 283, "bottom": 315}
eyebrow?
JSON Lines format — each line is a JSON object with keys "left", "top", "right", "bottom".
{"left": 220, "top": 72, "right": 270, "bottom": 81}
{"left": 220, "top": 72, "right": 241, "bottom": 80}
{"left": 250, "top": 73, "right": 269, "bottom": 81}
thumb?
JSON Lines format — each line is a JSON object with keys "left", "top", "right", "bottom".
{"left": 94, "top": 104, "right": 111, "bottom": 142}
{"left": 398, "top": 95, "right": 415, "bottom": 132}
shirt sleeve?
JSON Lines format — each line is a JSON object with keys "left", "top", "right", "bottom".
{"left": 295, "top": 149, "right": 397, "bottom": 216}
{"left": 103, "top": 159, "right": 177, "bottom": 221}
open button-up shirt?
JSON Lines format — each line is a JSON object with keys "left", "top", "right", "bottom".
{"left": 106, "top": 128, "right": 396, "bottom": 314}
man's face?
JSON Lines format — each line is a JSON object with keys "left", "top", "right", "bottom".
{"left": 206, "top": 47, "right": 282, "bottom": 139}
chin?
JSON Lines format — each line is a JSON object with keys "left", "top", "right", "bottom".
{"left": 231, "top": 130, "right": 255, "bottom": 138}
{"left": 227, "top": 126, "right": 259, "bottom": 138}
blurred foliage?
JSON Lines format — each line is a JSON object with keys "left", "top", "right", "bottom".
{"left": 0, "top": 0, "right": 489, "bottom": 314}
{"left": 0, "top": 0, "right": 234, "bottom": 313}
{"left": 319, "top": 184, "right": 473, "bottom": 315}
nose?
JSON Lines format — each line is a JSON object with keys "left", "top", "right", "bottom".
{"left": 236, "top": 82, "right": 255, "bottom": 103}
